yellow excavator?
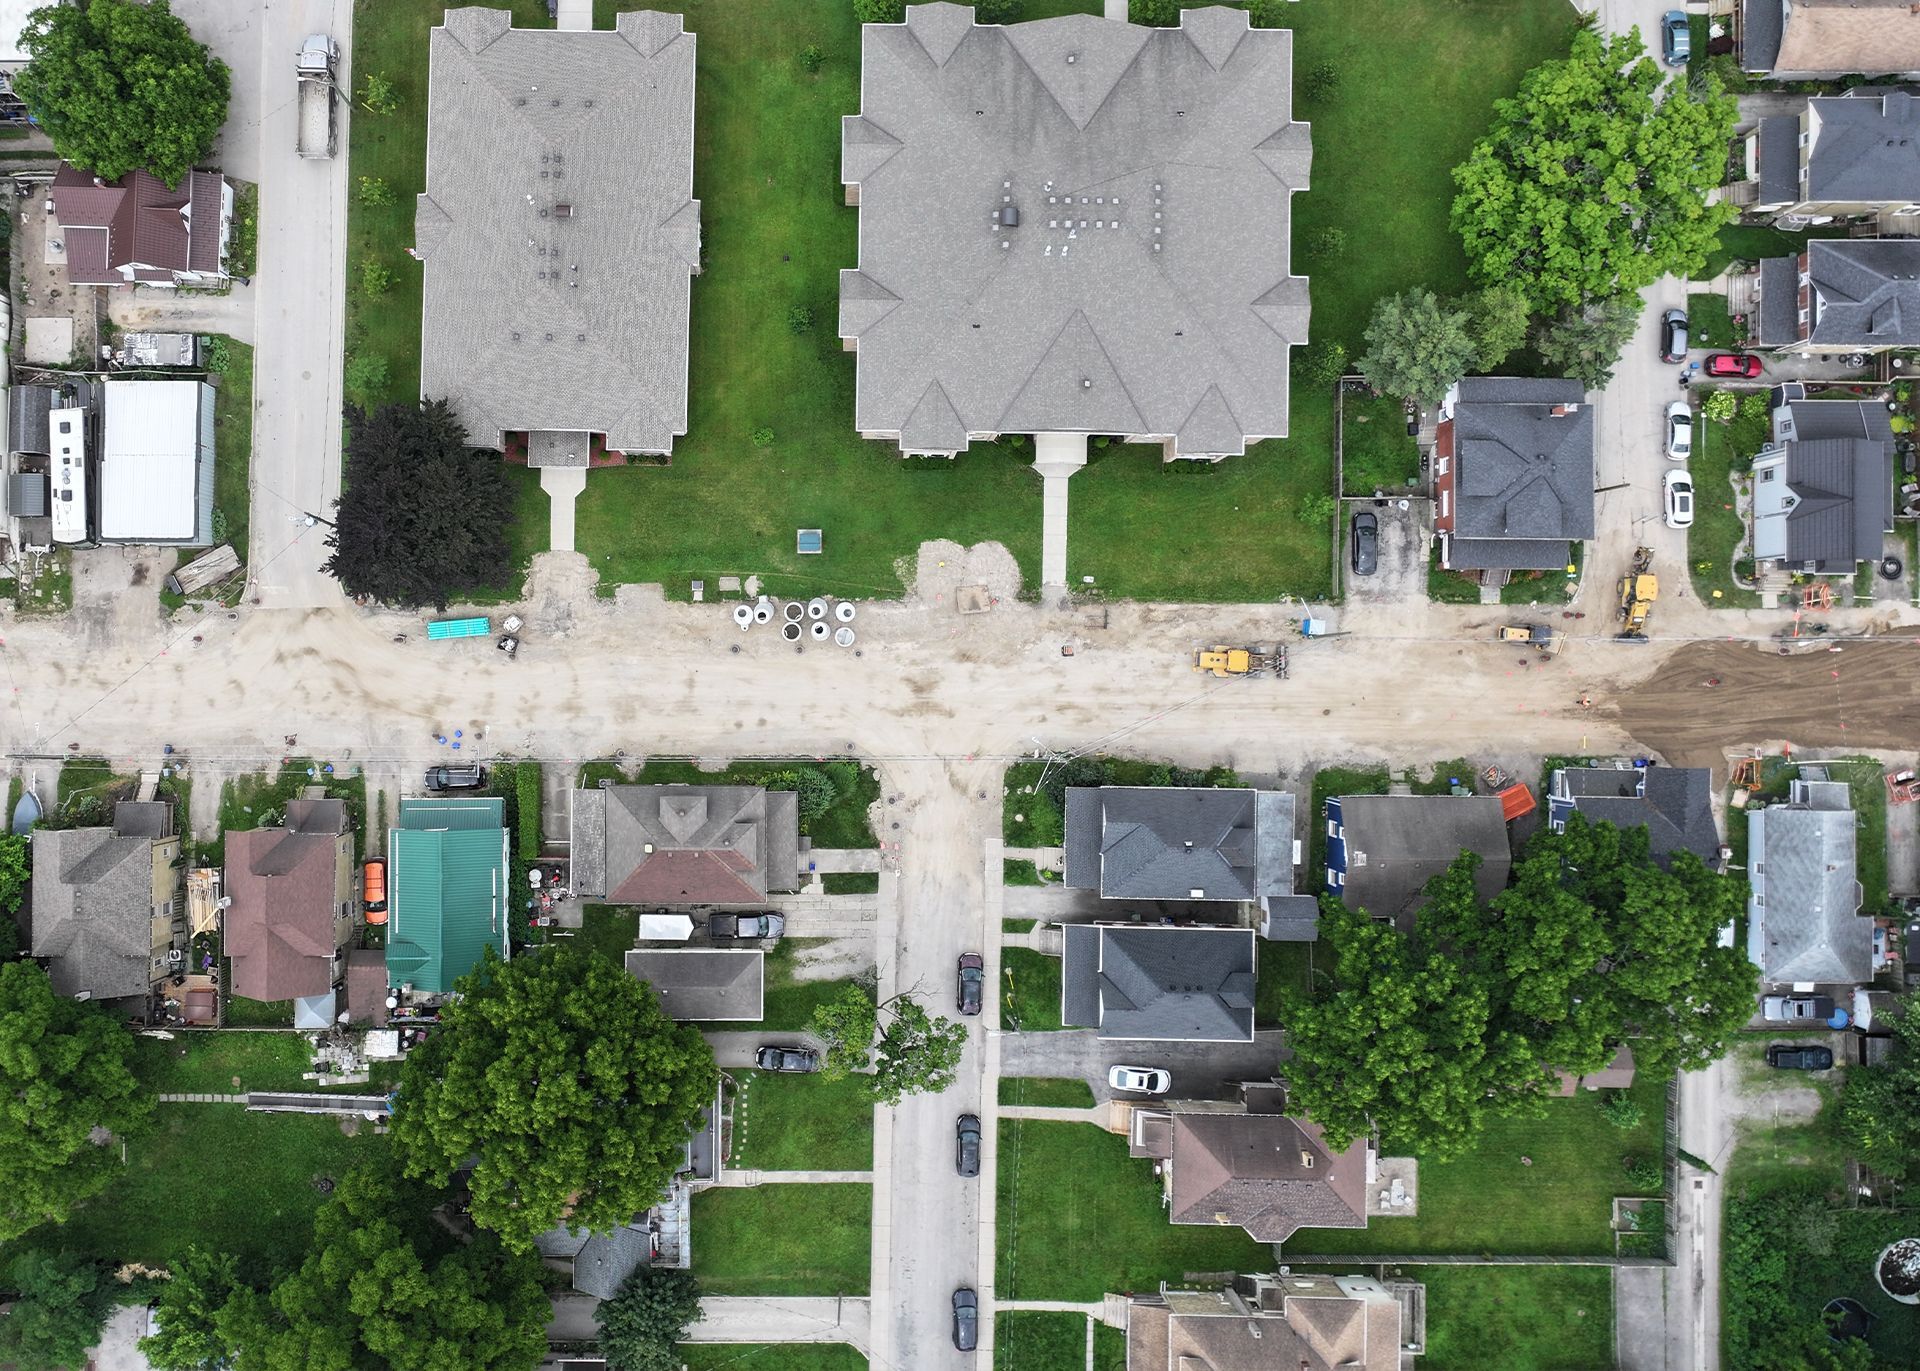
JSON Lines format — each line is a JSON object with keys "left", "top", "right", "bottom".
{"left": 1193, "top": 645, "right": 1287, "bottom": 678}
{"left": 1617, "top": 547, "right": 1657, "bottom": 637}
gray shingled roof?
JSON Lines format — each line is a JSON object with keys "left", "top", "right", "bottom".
{"left": 1742, "top": 0, "right": 1783, "bottom": 72}
{"left": 1445, "top": 536, "right": 1573, "bottom": 572}
{"left": 1063, "top": 786, "right": 1293, "bottom": 901}
{"left": 417, "top": 8, "right": 698, "bottom": 455}
{"left": 30, "top": 824, "right": 162, "bottom": 1000}
{"left": 840, "top": 4, "right": 1309, "bottom": 457}
{"left": 1801, "top": 239, "right": 1920, "bottom": 348}
{"left": 571, "top": 785, "right": 799, "bottom": 903}
{"left": 1448, "top": 377, "right": 1594, "bottom": 560}
{"left": 1757, "top": 115, "right": 1800, "bottom": 207}
{"left": 1329, "top": 795, "right": 1510, "bottom": 930}
{"left": 1805, "top": 93, "right": 1920, "bottom": 203}
{"left": 1775, "top": 437, "right": 1894, "bottom": 567}
{"left": 1553, "top": 766, "right": 1721, "bottom": 867}
{"left": 1747, "top": 780, "right": 1870, "bottom": 984}
{"left": 1776, "top": 393, "right": 1897, "bottom": 444}
{"left": 1757, "top": 255, "right": 1799, "bottom": 347}
{"left": 1060, "top": 924, "right": 1256, "bottom": 1041}
{"left": 624, "top": 948, "right": 765, "bottom": 1021}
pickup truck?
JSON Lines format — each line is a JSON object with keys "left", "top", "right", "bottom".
{"left": 709, "top": 912, "right": 785, "bottom": 940}
{"left": 296, "top": 34, "right": 340, "bottom": 159}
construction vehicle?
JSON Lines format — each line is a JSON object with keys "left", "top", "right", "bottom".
{"left": 1193, "top": 644, "right": 1287, "bottom": 679}
{"left": 1496, "top": 623, "right": 1559, "bottom": 655}
{"left": 295, "top": 34, "right": 340, "bottom": 160}
{"left": 1617, "top": 547, "right": 1657, "bottom": 633}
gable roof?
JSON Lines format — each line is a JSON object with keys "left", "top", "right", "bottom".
{"left": 1803, "top": 93, "right": 1920, "bottom": 202}
{"left": 1167, "top": 1111, "right": 1367, "bottom": 1241}
{"left": 1795, "top": 238, "right": 1920, "bottom": 349}
{"left": 1063, "top": 786, "right": 1293, "bottom": 902}
{"left": 1747, "top": 779, "right": 1870, "bottom": 984}
{"left": 417, "top": 8, "right": 699, "bottom": 454}
{"left": 1762, "top": 435, "right": 1895, "bottom": 567}
{"left": 1757, "top": 115, "right": 1801, "bottom": 207}
{"left": 1448, "top": 377, "right": 1595, "bottom": 547}
{"left": 1551, "top": 766, "right": 1721, "bottom": 867}
{"left": 570, "top": 785, "right": 800, "bottom": 904}
{"left": 1747, "top": 0, "right": 1920, "bottom": 78}
{"left": 840, "top": 4, "right": 1310, "bottom": 457}
{"left": 624, "top": 948, "right": 765, "bottom": 1021}
{"left": 1061, "top": 923, "right": 1256, "bottom": 1041}
{"left": 384, "top": 797, "right": 510, "bottom": 994}
{"left": 224, "top": 812, "right": 347, "bottom": 1002}
{"left": 29, "top": 803, "right": 173, "bottom": 1000}
{"left": 1327, "top": 794, "right": 1510, "bottom": 930}
{"left": 48, "top": 163, "right": 226, "bottom": 285}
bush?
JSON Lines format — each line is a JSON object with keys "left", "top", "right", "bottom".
{"left": 1701, "top": 390, "right": 1736, "bottom": 423}
{"left": 597, "top": 1267, "right": 702, "bottom": 1371}
{"left": 210, "top": 507, "right": 230, "bottom": 544}
{"left": 765, "top": 768, "right": 838, "bottom": 830}
{"left": 203, "top": 335, "right": 232, "bottom": 376}
{"left": 1307, "top": 226, "right": 1347, "bottom": 260}
{"left": 1602, "top": 1090, "right": 1644, "bottom": 1130}
{"left": 1622, "top": 1155, "right": 1663, "bottom": 1192}
{"left": 516, "top": 764, "right": 542, "bottom": 862}
{"left": 1299, "top": 491, "right": 1336, "bottom": 526}
{"left": 1737, "top": 390, "right": 1770, "bottom": 424}
{"left": 1301, "top": 59, "right": 1341, "bottom": 103}
{"left": 1298, "top": 340, "right": 1348, "bottom": 387}
{"left": 749, "top": 426, "right": 775, "bottom": 448}
{"left": 358, "top": 71, "right": 398, "bottom": 115}
{"left": 344, "top": 353, "right": 390, "bottom": 407}
{"left": 799, "top": 44, "right": 824, "bottom": 72}
{"left": 787, "top": 305, "right": 814, "bottom": 335}
{"left": 358, "top": 175, "right": 394, "bottom": 207}
{"left": 853, "top": 0, "right": 905, "bottom": 22}
{"left": 1130, "top": 0, "right": 1180, "bottom": 24}
{"left": 360, "top": 257, "right": 394, "bottom": 297}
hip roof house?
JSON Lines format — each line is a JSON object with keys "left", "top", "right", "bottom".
{"left": 1547, "top": 765, "right": 1721, "bottom": 868}
{"left": 1061, "top": 923, "right": 1256, "bottom": 1042}
{"left": 1434, "top": 378, "right": 1595, "bottom": 574}
{"left": 384, "top": 796, "right": 511, "bottom": 995}
{"left": 1747, "top": 778, "right": 1870, "bottom": 986}
{"left": 415, "top": 7, "right": 699, "bottom": 464}
{"left": 1324, "top": 794, "right": 1511, "bottom": 932}
{"left": 839, "top": 3, "right": 1310, "bottom": 460}
{"left": 570, "top": 784, "right": 799, "bottom": 905}
{"left": 30, "top": 800, "right": 182, "bottom": 1003}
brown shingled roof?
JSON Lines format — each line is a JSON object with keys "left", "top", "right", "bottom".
{"left": 224, "top": 825, "right": 344, "bottom": 1002}
{"left": 1169, "top": 1113, "right": 1369, "bottom": 1242}
{"left": 48, "top": 163, "right": 225, "bottom": 285}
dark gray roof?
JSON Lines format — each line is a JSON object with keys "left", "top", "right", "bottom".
{"left": 1757, "top": 115, "right": 1800, "bottom": 207}
{"left": 1802, "top": 239, "right": 1920, "bottom": 348}
{"left": 623, "top": 948, "right": 765, "bottom": 1021}
{"left": 1060, "top": 923, "right": 1256, "bottom": 1041}
{"left": 573, "top": 1224, "right": 654, "bottom": 1299}
{"left": 1757, "top": 255, "right": 1800, "bottom": 347}
{"left": 1331, "top": 795, "right": 1510, "bottom": 930}
{"left": 113, "top": 800, "right": 172, "bottom": 839}
{"left": 1445, "top": 537, "right": 1574, "bottom": 572}
{"left": 1775, "top": 393, "right": 1898, "bottom": 444}
{"left": 1747, "top": 779, "right": 1869, "bottom": 984}
{"left": 1259, "top": 894, "right": 1321, "bottom": 942}
{"left": 1806, "top": 93, "right": 1920, "bottom": 202}
{"left": 1553, "top": 766, "right": 1720, "bottom": 866}
{"left": 1777, "top": 436, "right": 1894, "bottom": 566}
{"left": 9, "top": 385, "right": 55, "bottom": 455}
{"left": 840, "top": 5, "right": 1310, "bottom": 457}
{"left": 570, "top": 785, "right": 799, "bottom": 903}
{"left": 8, "top": 472, "right": 46, "bottom": 517}
{"left": 1449, "top": 377, "right": 1595, "bottom": 548}
{"left": 417, "top": 9, "right": 698, "bottom": 454}
{"left": 1743, "top": 0, "right": 1783, "bottom": 72}
{"left": 29, "top": 825, "right": 161, "bottom": 999}
{"left": 1063, "top": 786, "right": 1293, "bottom": 902}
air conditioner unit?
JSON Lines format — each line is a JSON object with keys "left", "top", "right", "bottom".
{"left": 167, "top": 948, "right": 184, "bottom": 964}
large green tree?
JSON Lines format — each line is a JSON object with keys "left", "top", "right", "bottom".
{"left": 1836, "top": 991, "right": 1920, "bottom": 1182}
{"left": 1462, "top": 284, "right": 1533, "bottom": 372}
{"left": 324, "top": 400, "right": 520, "bottom": 610}
{"left": 806, "top": 987, "right": 967, "bottom": 1105}
{"left": 1354, "top": 288, "right": 1477, "bottom": 404}
{"left": 1451, "top": 26, "right": 1735, "bottom": 313}
{"left": 0, "top": 962, "right": 153, "bottom": 1240}
{"left": 139, "top": 1248, "right": 243, "bottom": 1371}
{"left": 391, "top": 948, "right": 716, "bottom": 1251}
{"left": 16, "top": 0, "right": 229, "bottom": 186}
{"left": 0, "top": 1251, "right": 112, "bottom": 1370}
{"left": 596, "top": 1267, "right": 703, "bottom": 1371}
{"left": 1532, "top": 296, "right": 1642, "bottom": 391}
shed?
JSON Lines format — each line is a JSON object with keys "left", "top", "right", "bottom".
{"left": 99, "top": 380, "right": 216, "bottom": 545}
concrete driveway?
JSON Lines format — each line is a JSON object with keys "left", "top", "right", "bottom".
{"left": 998, "top": 1028, "right": 1287, "bottom": 1104}
{"left": 1344, "top": 499, "right": 1429, "bottom": 603}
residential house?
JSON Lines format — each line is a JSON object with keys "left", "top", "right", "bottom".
{"left": 1323, "top": 794, "right": 1511, "bottom": 932}
{"left": 569, "top": 784, "right": 800, "bottom": 904}
{"left": 839, "top": 4, "right": 1310, "bottom": 459}
{"left": 1747, "top": 777, "right": 1871, "bottom": 986}
{"left": 623, "top": 948, "right": 764, "bottom": 1022}
{"left": 1125, "top": 1271, "right": 1424, "bottom": 1371}
{"left": 415, "top": 7, "right": 699, "bottom": 464}
{"left": 1740, "top": 0, "right": 1920, "bottom": 82}
{"left": 1063, "top": 785, "right": 1315, "bottom": 940}
{"left": 384, "top": 796, "right": 511, "bottom": 996}
{"left": 1552, "top": 1043, "right": 1637, "bottom": 1097}
{"left": 1547, "top": 764, "right": 1722, "bottom": 867}
{"left": 1433, "top": 378, "right": 1595, "bottom": 576}
{"left": 1756, "top": 239, "right": 1920, "bottom": 355}
{"left": 223, "top": 798, "right": 354, "bottom": 1026}
{"left": 30, "top": 800, "right": 182, "bottom": 1003}
{"left": 1061, "top": 924, "right": 1256, "bottom": 1041}
{"left": 1735, "top": 92, "right": 1920, "bottom": 223}
{"left": 1128, "top": 1082, "right": 1372, "bottom": 1243}
{"left": 47, "top": 163, "right": 231, "bottom": 287}
{"left": 1748, "top": 387, "right": 1894, "bottom": 574}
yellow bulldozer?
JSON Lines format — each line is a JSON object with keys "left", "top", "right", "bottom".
{"left": 1194, "top": 645, "right": 1286, "bottom": 678}
{"left": 1617, "top": 547, "right": 1657, "bottom": 635}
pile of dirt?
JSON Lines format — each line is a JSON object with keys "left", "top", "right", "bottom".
{"left": 907, "top": 540, "right": 1022, "bottom": 610}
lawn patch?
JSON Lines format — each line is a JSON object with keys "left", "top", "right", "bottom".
{"left": 53, "top": 757, "right": 136, "bottom": 824}
{"left": 706, "top": 939, "right": 870, "bottom": 1033}
{"left": 996, "top": 1119, "right": 1267, "bottom": 1300}
{"left": 209, "top": 336, "right": 253, "bottom": 582}
{"left": 1341, "top": 391, "right": 1420, "bottom": 497}
{"left": 1687, "top": 402, "right": 1765, "bottom": 610}
{"left": 678, "top": 1348, "right": 867, "bottom": 1371}
{"left": 821, "top": 871, "right": 878, "bottom": 894}
{"left": 1254, "top": 939, "right": 1320, "bottom": 1029}
{"left": 994, "top": 1310, "right": 1087, "bottom": 1371}
{"left": 1498, "top": 541, "right": 1579, "bottom": 605}
{"left": 1001, "top": 948, "right": 1063, "bottom": 1032}
{"left": 1417, "top": 1265, "right": 1614, "bottom": 1371}
{"left": 1003, "top": 917, "right": 1038, "bottom": 934}
{"left": 225, "top": 996, "right": 294, "bottom": 1028}
{"left": 1697, "top": 223, "right": 1846, "bottom": 280}
{"left": 999, "top": 1077, "right": 1096, "bottom": 1109}
{"left": 1426, "top": 540, "right": 1482, "bottom": 604}
{"left": 1093, "top": 1322, "right": 1125, "bottom": 1371}
{"left": 1688, "top": 293, "right": 1737, "bottom": 350}
{"left": 1003, "top": 858, "right": 1055, "bottom": 886}
{"left": 131, "top": 1032, "right": 315, "bottom": 1094}
{"left": 690, "top": 1184, "right": 871, "bottom": 1295}
{"left": 1005, "top": 762, "right": 1065, "bottom": 847}
{"left": 730, "top": 1068, "right": 873, "bottom": 1171}
{"left": 216, "top": 761, "right": 367, "bottom": 868}
{"left": 578, "top": 904, "right": 639, "bottom": 967}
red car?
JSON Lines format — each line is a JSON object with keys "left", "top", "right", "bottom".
{"left": 1704, "top": 352, "right": 1763, "bottom": 379}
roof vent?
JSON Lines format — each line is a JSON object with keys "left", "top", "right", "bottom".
{"left": 1066, "top": 51, "right": 1077, "bottom": 63}
{"left": 1189, "top": 888, "right": 1205, "bottom": 899}
{"left": 556, "top": 203, "right": 574, "bottom": 218}
{"left": 1000, "top": 205, "right": 1019, "bottom": 227}
{"left": 1300, "top": 1151, "right": 1315, "bottom": 1168}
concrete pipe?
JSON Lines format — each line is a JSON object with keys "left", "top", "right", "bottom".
{"left": 732, "top": 604, "right": 754, "bottom": 628}
{"left": 808, "top": 597, "right": 830, "bottom": 620}
{"left": 835, "top": 601, "right": 856, "bottom": 623}
{"left": 783, "top": 600, "right": 806, "bottom": 623}
{"left": 835, "top": 626, "right": 856, "bottom": 647}
{"left": 810, "top": 620, "right": 830, "bottom": 640}
{"left": 753, "top": 600, "right": 774, "bottom": 625}
{"left": 782, "top": 622, "right": 802, "bottom": 641}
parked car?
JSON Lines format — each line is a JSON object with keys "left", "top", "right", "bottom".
{"left": 1704, "top": 352, "right": 1763, "bottom": 379}
{"left": 1762, "top": 994, "right": 1836, "bottom": 1022}
{"left": 1766, "top": 1044, "right": 1835, "bottom": 1071}
{"left": 1665, "top": 401, "right": 1693, "bottom": 461}
{"left": 1659, "top": 308, "right": 1688, "bottom": 363}
{"left": 956, "top": 1114, "right": 982, "bottom": 1177}
{"left": 1108, "top": 1065, "right": 1171, "bottom": 1096}
{"left": 754, "top": 1045, "right": 819, "bottom": 1073}
{"left": 361, "top": 857, "right": 388, "bottom": 924}
{"left": 1660, "top": 9, "right": 1690, "bottom": 66}
{"left": 423, "top": 764, "right": 487, "bottom": 791}
{"left": 1663, "top": 468, "right": 1694, "bottom": 528}
{"left": 1350, "top": 511, "right": 1378, "bottom": 577}
{"left": 952, "top": 1289, "right": 979, "bottom": 1351}
{"left": 708, "top": 912, "right": 785, "bottom": 940}
{"left": 957, "top": 953, "right": 984, "bottom": 1015}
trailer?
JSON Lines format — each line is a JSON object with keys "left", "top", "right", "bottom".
{"left": 296, "top": 35, "right": 340, "bottom": 159}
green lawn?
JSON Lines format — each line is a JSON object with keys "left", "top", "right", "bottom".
{"left": 1697, "top": 223, "right": 1846, "bottom": 281}
{"left": 1254, "top": 939, "right": 1320, "bottom": 1028}
{"left": 997, "top": 1119, "right": 1268, "bottom": 1300}
{"left": 1498, "top": 541, "right": 1579, "bottom": 605}
{"left": 995, "top": 1311, "right": 1087, "bottom": 1371}
{"left": 731, "top": 1068, "right": 873, "bottom": 1171}
{"left": 678, "top": 1349, "right": 867, "bottom": 1371}
{"left": 1688, "top": 293, "right": 1737, "bottom": 350}
{"left": 999, "top": 1076, "right": 1096, "bottom": 1109}
{"left": 1308, "top": 764, "right": 1389, "bottom": 872}
{"left": 1005, "top": 762, "right": 1065, "bottom": 848}
{"left": 703, "top": 937, "right": 869, "bottom": 1033}
{"left": 1427, "top": 540, "right": 1482, "bottom": 604}
{"left": 1001, "top": 948, "right": 1063, "bottom": 1032}
{"left": 226, "top": 996, "right": 294, "bottom": 1028}
{"left": 1293, "top": 1074, "right": 1669, "bottom": 1257}
{"left": 1417, "top": 1265, "right": 1615, "bottom": 1371}
{"left": 131, "top": 1032, "right": 316, "bottom": 1094}
{"left": 1003, "top": 858, "right": 1055, "bottom": 886}
{"left": 209, "top": 336, "right": 253, "bottom": 574}
{"left": 54, "top": 757, "right": 136, "bottom": 820}
{"left": 1341, "top": 391, "right": 1421, "bottom": 497}
{"left": 690, "top": 1184, "right": 871, "bottom": 1295}
{"left": 1687, "top": 402, "right": 1765, "bottom": 610}
{"left": 821, "top": 871, "right": 879, "bottom": 894}
{"left": 1093, "top": 1322, "right": 1125, "bottom": 1371}
{"left": 578, "top": 904, "right": 639, "bottom": 966}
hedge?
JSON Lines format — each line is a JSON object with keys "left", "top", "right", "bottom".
{"left": 516, "top": 763, "right": 542, "bottom": 861}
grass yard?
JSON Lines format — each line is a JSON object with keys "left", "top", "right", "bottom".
{"left": 54, "top": 757, "right": 136, "bottom": 820}
{"left": 999, "top": 1076, "right": 1096, "bottom": 1109}
{"left": 678, "top": 1350, "right": 867, "bottom": 1371}
{"left": 226, "top": 996, "right": 294, "bottom": 1028}
{"left": 730, "top": 1068, "right": 874, "bottom": 1171}
{"left": 1417, "top": 1265, "right": 1615, "bottom": 1371}
{"left": 209, "top": 336, "right": 253, "bottom": 575}
{"left": 690, "top": 1184, "right": 871, "bottom": 1295}
{"left": 1001, "top": 948, "right": 1063, "bottom": 1032}
{"left": 1005, "top": 762, "right": 1065, "bottom": 848}
{"left": 1294, "top": 1074, "right": 1669, "bottom": 1257}
{"left": 1498, "top": 542, "right": 1579, "bottom": 605}
{"left": 996, "top": 1119, "right": 1268, "bottom": 1300}
{"left": 1254, "top": 939, "right": 1320, "bottom": 1028}
{"left": 1687, "top": 403, "right": 1765, "bottom": 610}
{"left": 215, "top": 761, "right": 368, "bottom": 868}
{"left": 1427, "top": 541, "right": 1482, "bottom": 604}
{"left": 1003, "top": 858, "right": 1055, "bottom": 886}
{"left": 995, "top": 1311, "right": 1088, "bottom": 1371}
{"left": 577, "top": 904, "right": 639, "bottom": 966}
{"left": 704, "top": 938, "right": 870, "bottom": 1033}
{"left": 1341, "top": 391, "right": 1421, "bottom": 497}
{"left": 821, "top": 871, "right": 879, "bottom": 894}
{"left": 1093, "top": 1322, "right": 1125, "bottom": 1371}
{"left": 1688, "top": 293, "right": 1737, "bottom": 350}
{"left": 1697, "top": 223, "right": 1846, "bottom": 281}
{"left": 131, "top": 1031, "right": 315, "bottom": 1094}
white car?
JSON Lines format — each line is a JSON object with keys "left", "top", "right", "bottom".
{"left": 1663, "top": 468, "right": 1695, "bottom": 528}
{"left": 1107, "top": 1065, "right": 1171, "bottom": 1095}
{"left": 1665, "top": 401, "right": 1693, "bottom": 461}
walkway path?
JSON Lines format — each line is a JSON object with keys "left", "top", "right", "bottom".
{"left": 540, "top": 468, "right": 586, "bottom": 554}
{"left": 553, "top": 0, "right": 593, "bottom": 32}
{"left": 998, "top": 1104, "right": 1103, "bottom": 1124}
{"left": 1034, "top": 433, "right": 1089, "bottom": 595}
{"left": 715, "top": 1169, "right": 874, "bottom": 1187}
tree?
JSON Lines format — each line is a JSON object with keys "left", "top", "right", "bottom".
{"left": 0, "top": 962, "right": 153, "bottom": 1240}
{"left": 1355, "top": 289, "right": 1477, "bottom": 403}
{"left": 357, "top": 71, "right": 398, "bottom": 116}
{"left": 1451, "top": 26, "right": 1736, "bottom": 313}
{"left": 1836, "top": 991, "right": 1920, "bottom": 1182}
{"left": 324, "top": 400, "right": 520, "bottom": 609}
{"left": 140, "top": 1247, "right": 244, "bottom": 1371}
{"left": 0, "top": 1251, "right": 111, "bottom": 1371}
{"left": 1462, "top": 284, "right": 1531, "bottom": 371}
{"left": 810, "top": 985, "right": 881, "bottom": 1080}
{"left": 343, "top": 353, "right": 390, "bottom": 408}
{"left": 391, "top": 948, "right": 716, "bottom": 1251}
{"left": 1701, "top": 390, "right": 1738, "bottom": 423}
{"left": 0, "top": 832, "right": 27, "bottom": 911}
{"left": 15, "top": 0, "right": 229, "bottom": 186}
{"left": 357, "top": 176, "right": 394, "bottom": 207}
{"left": 595, "top": 1267, "right": 703, "bottom": 1371}
{"left": 766, "top": 768, "right": 836, "bottom": 826}
{"left": 1532, "top": 296, "right": 1641, "bottom": 390}
{"left": 853, "top": 0, "right": 905, "bottom": 22}
{"left": 806, "top": 988, "right": 965, "bottom": 1105}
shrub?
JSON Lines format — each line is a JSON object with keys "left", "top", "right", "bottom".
{"left": 227, "top": 183, "right": 258, "bottom": 278}
{"left": 358, "top": 71, "right": 398, "bottom": 115}
{"left": 799, "top": 44, "right": 824, "bottom": 73}
{"left": 344, "top": 353, "right": 390, "bottom": 406}
{"left": 1622, "top": 1155, "right": 1663, "bottom": 1192}
{"left": 853, "top": 0, "right": 906, "bottom": 22}
{"left": 1307, "top": 226, "right": 1347, "bottom": 260}
{"left": 765, "top": 768, "right": 838, "bottom": 829}
{"left": 360, "top": 257, "right": 395, "bottom": 297}
{"left": 787, "top": 305, "right": 815, "bottom": 335}
{"left": 1298, "top": 340, "right": 1348, "bottom": 387}
{"left": 749, "top": 426, "right": 775, "bottom": 448}
{"left": 210, "top": 507, "right": 230, "bottom": 544}
{"left": 516, "top": 764, "right": 542, "bottom": 862}
{"left": 1701, "top": 390, "right": 1736, "bottom": 423}
{"left": 1130, "top": 0, "right": 1180, "bottom": 24}
{"left": 203, "top": 335, "right": 232, "bottom": 376}
{"left": 1601, "top": 1090, "right": 1644, "bottom": 1130}
{"left": 358, "top": 175, "right": 394, "bottom": 207}
{"left": 1738, "top": 390, "right": 1770, "bottom": 423}
{"left": 1299, "top": 491, "right": 1336, "bottom": 526}
{"left": 1301, "top": 59, "right": 1341, "bottom": 103}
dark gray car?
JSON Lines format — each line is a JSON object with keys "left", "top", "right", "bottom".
{"left": 956, "top": 1114, "right": 981, "bottom": 1177}
{"left": 952, "top": 1289, "right": 978, "bottom": 1350}
{"left": 1350, "top": 511, "right": 1378, "bottom": 576}
{"left": 424, "top": 764, "right": 487, "bottom": 791}
{"left": 754, "top": 1045, "right": 819, "bottom": 1073}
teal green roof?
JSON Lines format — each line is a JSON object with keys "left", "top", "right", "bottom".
{"left": 386, "top": 800, "right": 509, "bottom": 994}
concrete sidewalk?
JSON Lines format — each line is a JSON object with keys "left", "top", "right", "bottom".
{"left": 1034, "top": 432, "right": 1089, "bottom": 593}
{"left": 686, "top": 1296, "right": 872, "bottom": 1350}
{"left": 715, "top": 1169, "right": 874, "bottom": 1187}
{"left": 998, "top": 1104, "right": 1104, "bottom": 1124}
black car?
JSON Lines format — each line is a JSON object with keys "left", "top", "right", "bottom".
{"left": 1766, "top": 1044, "right": 1834, "bottom": 1071}
{"left": 754, "top": 1045, "right": 819, "bottom": 1073}
{"left": 1350, "top": 511, "right": 1378, "bottom": 577}
{"left": 1659, "top": 308, "right": 1689, "bottom": 363}
{"left": 424, "top": 764, "right": 487, "bottom": 791}
{"left": 952, "top": 1289, "right": 979, "bottom": 1351}
{"left": 956, "top": 1114, "right": 982, "bottom": 1177}
{"left": 957, "top": 953, "right": 984, "bottom": 1016}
